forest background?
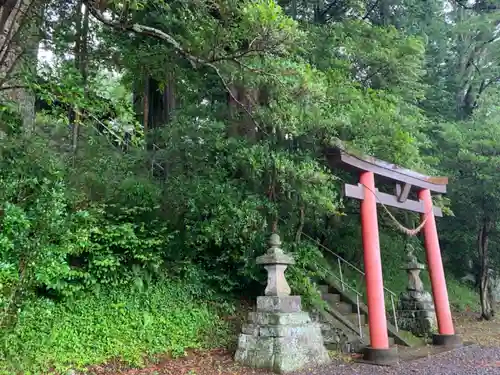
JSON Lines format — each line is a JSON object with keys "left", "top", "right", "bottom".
{"left": 0, "top": 0, "right": 499, "bottom": 373}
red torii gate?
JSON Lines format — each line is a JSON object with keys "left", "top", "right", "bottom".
{"left": 326, "top": 145, "right": 461, "bottom": 363}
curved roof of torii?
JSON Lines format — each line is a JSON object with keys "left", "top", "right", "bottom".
{"left": 325, "top": 143, "right": 448, "bottom": 194}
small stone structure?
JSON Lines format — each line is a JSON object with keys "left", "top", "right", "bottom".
{"left": 397, "top": 246, "right": 437, "bottom": 337}
{"left": 462, "top": 267, "right": 500, "bottom": 303}
{"left": 234, "top": 233, "right": 330, "bottom": 373}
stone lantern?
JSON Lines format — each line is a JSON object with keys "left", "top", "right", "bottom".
{"left": 234, "top": 233, "right": 330, "bottom": 373}
{"left": 256, "top": 233, "right": 294, "bottom": 297}
{"left": 404, "top": 247, "right": 425, "bottom": 293}
{"left": 397, "top": 245, "right": 437, "bottom": 337}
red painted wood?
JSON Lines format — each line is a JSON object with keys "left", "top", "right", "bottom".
{"left": 344, "top": 183, "right": 443, "bottom": 216}
{"left": 419, "top": 189, "right": 455, "bottom": 335}
{"left": 360, "top": 171, "right": 390, "bottom": 349}
{"left": 326, "top": 146, "right": 448, "bottom": 193}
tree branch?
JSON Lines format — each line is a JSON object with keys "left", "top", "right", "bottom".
{"left": 295, "top": 205, "right": 305, "bottom": 243}
{"left": 361, "top": 64, "right": 388, "bottom": 87}
{"left": 320, "top": 0, "right": 340, "bottom": 17}
{"left": 452, "top": 0, "right": 474, "bottom": 10}
{"left": 83, "top": 2, "right": 274, "bottom": 135}
{"left": 84, "top": 4, "right": 201, "bottom": 67}
{"left": 84, "top": 3, "right": 271, "bottom": 67}
{"left": 362, "top": 0, "right": 380, "bottom": 20}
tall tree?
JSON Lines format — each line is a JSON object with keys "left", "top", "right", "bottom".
{"left": 437, "top": 89, "right": 500, "bottom": 319}
{"left": 0, "top": 0, "right": 43, "bottom": 131}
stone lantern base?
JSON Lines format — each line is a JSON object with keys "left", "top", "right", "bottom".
{"left": 397, "top": 290, "right": 437, "bottom": 337}
{"left": 235, "top": 296, "right": 330, "bottom": 373}
{"left": 397, "top": 246, "right": 437, "bottom": 337}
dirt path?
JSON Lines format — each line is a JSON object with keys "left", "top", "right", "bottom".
{"left": 453, "top": 310, "right": 500, "bottom": 347}
{"left": 88, "top": 311, "right": 500, "bottom": 375}
{"left": 89, "top": 346, "right": 500, "bottom": 375}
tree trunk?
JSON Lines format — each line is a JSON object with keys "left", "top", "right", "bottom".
{"left": 161, "top": 70, "right": 175, "bottom": 124}
{"left": 143, "top": 74, "right": 149, "bottom": 133}
{"left": 227, "top": 83, "right": 259, "bottom": 141}
{"left": 71, "top": 0, "right": 83, "bottom": 151}
{"left": 70, "top": 1, "right": 90, "bottom": 152}
{"left": 133, "top": 71, "right": 176, "bottom": 133}
{"left": 478, "top": 217, "right": 495, "bottom": 320}
{"left": 291, "top": 0, "right": 297, "bottom": 19}
{"left": 0, "top": 0, "right": 41, "bottom": 132}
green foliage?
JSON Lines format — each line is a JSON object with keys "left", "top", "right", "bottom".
{"left": 308, "top": 21, "right": 427, "bottom": 102}
{"left": 0, "top": 282, "right": 231, "bottom": 374}
{"left": 32, "top": 65, "right": 143, "bottom": 146}
{"left": 287, "top": 241, "right": 331, "bottom": 309}
{"left": 0, "top": 135, "right": 91, "bottom": 315}
{"left": 0, "top": 102, "right": 23, "bottom": 136}
{"left": 3, "top": 0, "right": 500, "bottom": 371}
{"left": 0, "top": 134, "right": 171, "bottom": 304}
{"left": 446, "top": 278, "right": 480, "bottom": 312}
{"left": 434, "top": 90, "right": 500, "bottom": 290}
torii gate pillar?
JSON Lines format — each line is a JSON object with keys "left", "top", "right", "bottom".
{"left": 360, "top": 172, "right": 391, "bottom": 354}
{"left": 419, "top": 189, "right": 461, "bottom": 346}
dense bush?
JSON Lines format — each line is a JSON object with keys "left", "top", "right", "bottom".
{"left": 0, "top": 282, "right": 231, "bottom": 374}
{"left": 0, "top": 127, "right": 270, "bottom": 310}
{"left": 0, "top": 136, "right": 90, "bottom": 320}
{"left": 0, "top": 135, "right": 169, "bottom": 304}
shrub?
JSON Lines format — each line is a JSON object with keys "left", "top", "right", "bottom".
{"left": 0, "top": 135, "right": 94, "bottom": 320}
{"left": 0, "top": 282, "right": 231, "bottom": 374}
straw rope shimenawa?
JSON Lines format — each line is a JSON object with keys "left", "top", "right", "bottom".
{"left": 359, "top": 182, "right": 431, "bottom": 237}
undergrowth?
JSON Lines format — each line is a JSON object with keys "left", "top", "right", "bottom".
{"left": 320, "top": 229, "right": 479, "bottom": 313}
{"left": 0, "top": 282, "right": 232, "bottom": 375}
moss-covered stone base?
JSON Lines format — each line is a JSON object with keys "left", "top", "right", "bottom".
{"left": 234, "top": 297, "right": 330, "bottom": 373}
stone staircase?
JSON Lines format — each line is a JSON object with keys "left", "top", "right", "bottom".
{"left": 312, "top": 282, "right": 412, "bottom": 353}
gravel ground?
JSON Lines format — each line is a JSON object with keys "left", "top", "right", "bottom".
{"left": 296, "top": 346, "right": 500, "bottom": 375}
{"left": 88, "top": 346, "right": 500, "bottom": 375}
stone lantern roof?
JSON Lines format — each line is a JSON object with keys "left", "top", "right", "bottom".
{"left": 401, "top": 245, "right": 425, "bottom": 271}
{"left": 256, "top": 233, "right": 295, "bottom": 266}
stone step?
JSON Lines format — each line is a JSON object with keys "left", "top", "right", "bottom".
{"left": 318, "top": 285, "right": 330, "bottom": 294}
{"left": 321, "top": 293, "right": 341, "bottom": 303}
{"left": 346, "top": 313, "right": 366, "bottom": 326}
{"left": 320, "top": 322, "right": 334, "bottom": 331}
{"left": 332, "top": 301, "right": 353, "bottom": 314}
{"left": 318, "top": 311, "right": 397, "bottom": 354}
{"left": 321, "top": 326, "right": 395, "bottom": 346}
{"left": 324, "top": 336, "right": 396, "bottom": 354}
{"left": 321, "top": 328, "right": 345, "bottom": 343}
{"left": 324, "top": 333, "right": 367, "bottom": 353}
{"left": 324, "top": 341, "right": 351, "bottom": 352}
{"left": 324, "top": 339, "right": 360, "bottom": 353}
